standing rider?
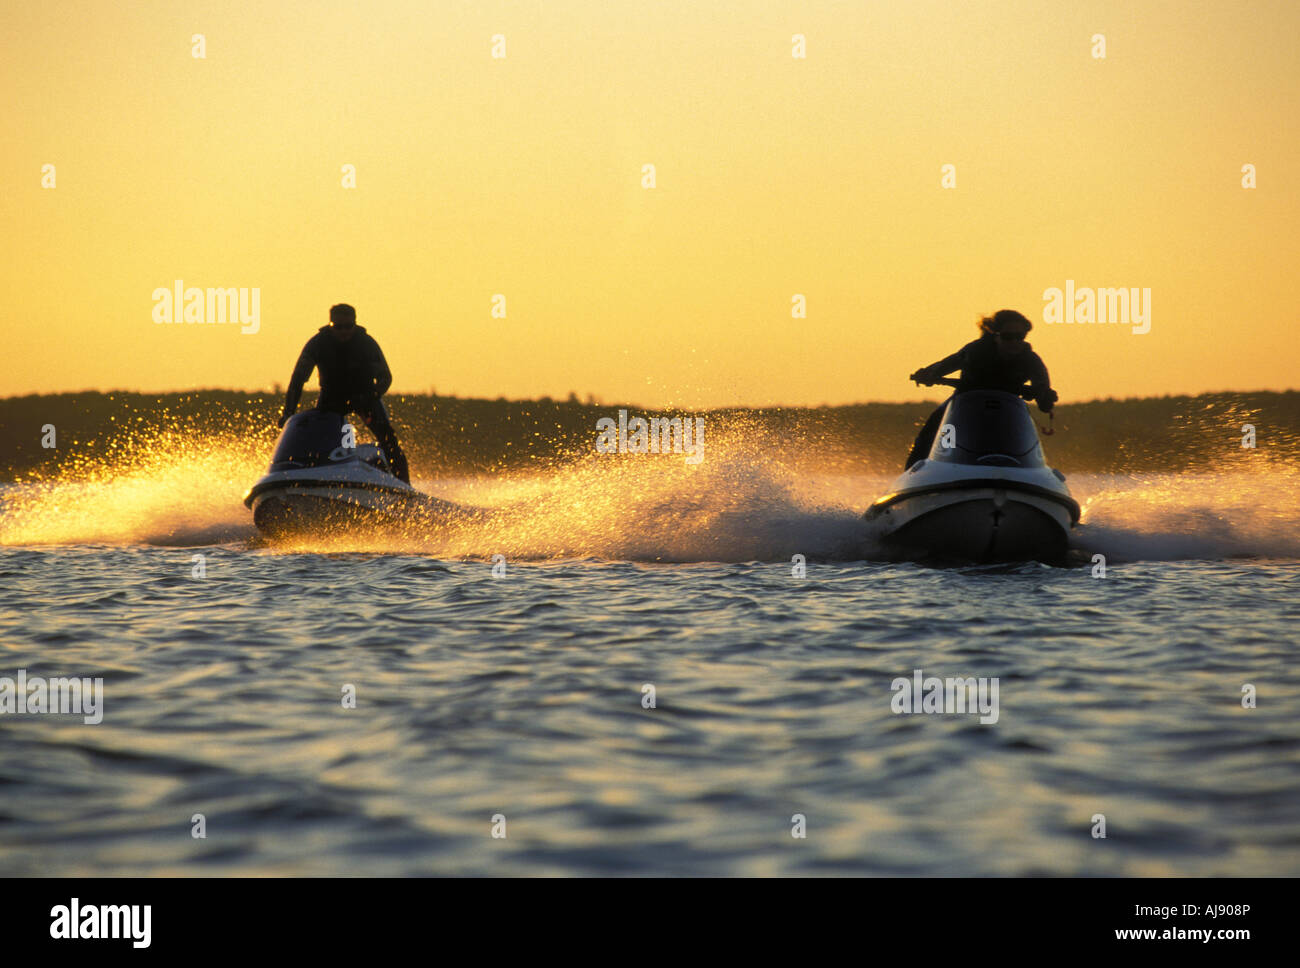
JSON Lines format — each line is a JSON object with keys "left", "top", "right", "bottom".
{"left": 278, "top": 303, "right": 410, "bottom": 484}
{"left": 904, "top": 309, "right": 1058, "bottom": 469}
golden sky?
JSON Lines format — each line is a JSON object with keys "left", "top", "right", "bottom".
{"left": 3, "top": 0, "right": 1297, "bottom": 406}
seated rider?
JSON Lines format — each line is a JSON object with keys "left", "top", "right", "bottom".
{"left": 904, "top": 309, "right": 1058, "bottom": 469}
{"left": 278, "top": 303, "right": 410, "bottom": 483}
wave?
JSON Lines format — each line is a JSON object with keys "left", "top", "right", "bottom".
{"left": 1071, "top": 470, "right": 1300, "bottom": 562}
{"left": 3, "top": 422, "right": 1298, "bottom": 564}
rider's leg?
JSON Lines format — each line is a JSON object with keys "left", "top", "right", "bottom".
{"left": 361, "top": 399, "right": 410, "bottom": 484}
{"left": 904, "top": 405, "right": 946, "bottom": 470}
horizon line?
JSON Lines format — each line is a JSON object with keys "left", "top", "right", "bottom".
{"left": 3, "top": 386, "right": 1297, "bottom": 410}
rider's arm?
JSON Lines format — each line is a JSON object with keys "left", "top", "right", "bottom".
{"left": 925, "top": 349, "right": 965, "bottom": 377}
{"left": 282, "top": 340, "right": 317, "bottom": 418}
{"left": 369, "top": 339, "right": 393, "bottom": 398}
{"left": 1027, "top": 354, "right": 1057, "bottom": 412}
{"left": 911, "top": 342, "right": 972, "bottom": 382}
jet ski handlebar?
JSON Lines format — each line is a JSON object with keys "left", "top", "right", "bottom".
{"left": 914, "top": 375, "right": 1036, "bottom": 399}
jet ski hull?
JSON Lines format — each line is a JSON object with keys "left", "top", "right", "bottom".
{"left": 248, "top": 483, "right": 426, "bottom": 538}
{"left": 866, "top": 390, "right": 1081, "bottom": 564}
{"left": 243, "top": 410, "right": 468, "bottom": 539}
{"left": 867, "top": 484, "right": 1073, "bottom": 563}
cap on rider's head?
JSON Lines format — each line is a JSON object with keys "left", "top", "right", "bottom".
{"left": 329, "top": 303, "right": 357, "bottom": 327}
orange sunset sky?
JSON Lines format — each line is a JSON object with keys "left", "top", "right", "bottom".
{"left": 3, "top": 0, "right": 1297, "bottom": 407}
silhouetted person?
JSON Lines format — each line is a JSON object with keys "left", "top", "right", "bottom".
{"left": 279, "top": 303, "right": 410, "bottom": 483}
{"left": 904, "top": 309, "right": 1058, "bottom": 469}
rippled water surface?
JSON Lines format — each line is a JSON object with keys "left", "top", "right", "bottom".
{"left": 1, "top": 467, "right": 1298, "bottom": 875}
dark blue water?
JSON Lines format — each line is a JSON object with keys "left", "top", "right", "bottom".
{"left": 1, "top": 466, "right": 1298, "bottom": 875}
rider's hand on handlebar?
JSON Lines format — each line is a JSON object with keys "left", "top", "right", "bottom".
{"left": 910, "top": 368, "right": 933, "bottom": 385}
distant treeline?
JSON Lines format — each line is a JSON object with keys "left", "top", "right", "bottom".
{"left": 0, "top": 390, "right": 1295, "bottom": 480}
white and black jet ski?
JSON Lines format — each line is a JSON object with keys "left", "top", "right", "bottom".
{"left": 243, "top": 409, "right": 467, "bottom": 538}
{"left": 865, "top": 380, "right": 1080, "bottom": 563}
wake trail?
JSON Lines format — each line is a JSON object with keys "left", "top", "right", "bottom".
{"left": 1069, "top": 471, "right": 1300, "bottom": 562}
{"left": 3, "top": 427, "right": 1298, "bottom": 564}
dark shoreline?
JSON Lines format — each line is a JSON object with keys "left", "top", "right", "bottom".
{"left": 1, "top": 389, "right": 1295, "bottom": 480}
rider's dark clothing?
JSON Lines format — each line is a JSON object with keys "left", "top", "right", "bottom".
{"left": 919, "top": 335, "right": 1053, "bottom": 401}
{"left": 904, "top": 334, "right": 1057, "bottom": 470}
{"left": 282, "top": 325, "right": 409, "bottom": 483}
{"left": 285, "top": 325, "right": 392, "bottom": 413}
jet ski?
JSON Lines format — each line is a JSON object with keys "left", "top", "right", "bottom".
{"left": 865, "top": 379, "right": 1080, "bottom": 563}
{"left": 243, "top": 409, "right": 466, "bottom": 538}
